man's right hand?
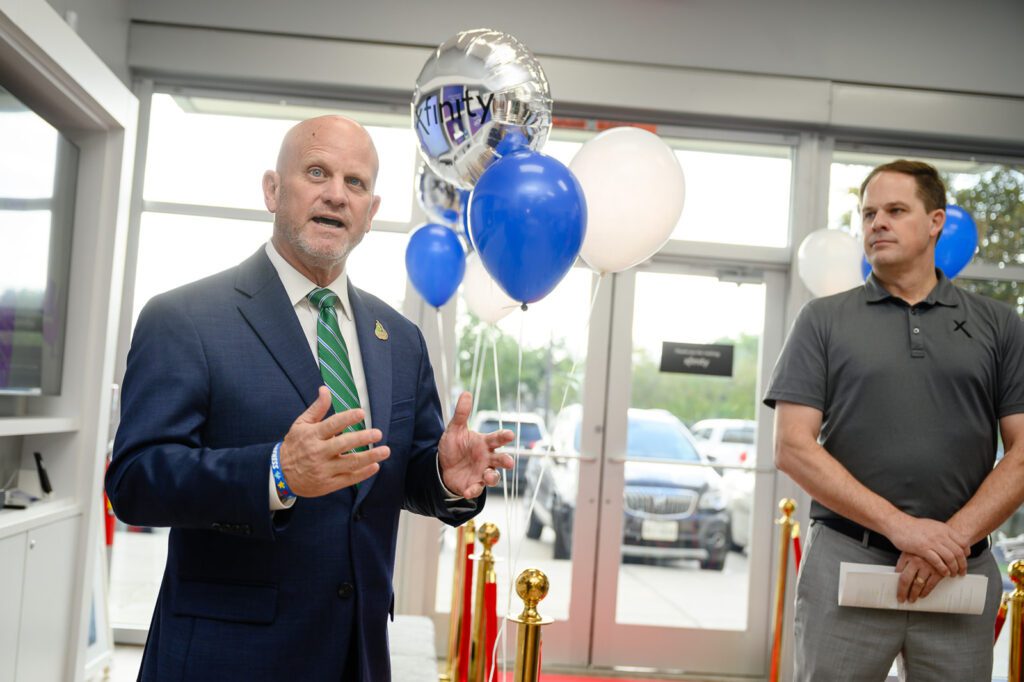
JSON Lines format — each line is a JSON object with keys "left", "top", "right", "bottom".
{"left": 279, "top": 386, "right": 390, "bottom": 497}
{"left": 886, "top": 516, "right": 969, "bottom": 577}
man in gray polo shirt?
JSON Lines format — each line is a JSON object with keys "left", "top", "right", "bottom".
{"left": 766, "top": 159, "right": 1024, "bottom": 680}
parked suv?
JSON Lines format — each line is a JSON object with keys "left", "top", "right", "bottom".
{"left": 690, "top": 419, "right": 757, "bottom": 468}
{"left": 470, "top": 410, "right": 549, "bottom": 491}
{"left": 525, "top": 406, "right": 731, "bottom": 570}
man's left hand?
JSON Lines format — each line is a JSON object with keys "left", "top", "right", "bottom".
{"left": 438, "top": 392, "right": 515, "bottom": 499}
{"left": 896, "top": 551, "right": 945, "bottom": 603}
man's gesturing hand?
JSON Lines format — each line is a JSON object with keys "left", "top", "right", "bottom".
{"left": 279, "top": 386, "right": 390, "bottom": 497}
{"left": 438, "top": 392, "right": 515, "bottom": 499}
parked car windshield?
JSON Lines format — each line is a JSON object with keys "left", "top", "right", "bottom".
{"left": 569, "top": 418, "right": 702, "bottom": 463}
{"left": 627, "top": 418, "right": 702, "bottom": 462}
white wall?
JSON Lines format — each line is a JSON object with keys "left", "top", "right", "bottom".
{"left": 129, "top": 0, "right": 1024, "bottom": 98}
{"left": 47, "top": 0, "right": 129, "bottom": 84}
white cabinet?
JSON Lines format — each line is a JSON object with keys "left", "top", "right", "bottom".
{"left": 0, "top": 517, "right": 79, "bottom": 682}
{"left": 14, "top": 516, "right": 79, "bottom": 682}
{"left": 0, "top": 533, "right": 26, "bottom": 682}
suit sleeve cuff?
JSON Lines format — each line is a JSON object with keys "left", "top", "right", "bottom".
{"left": 270, "top": 444, "right": 296, "bottom": 511}
{"left": 437, "top": 454, "right": 464, "bottom": 502}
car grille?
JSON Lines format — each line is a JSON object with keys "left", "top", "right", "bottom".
{"left": 624, "top": 490, "right": 698, "bottom": 517}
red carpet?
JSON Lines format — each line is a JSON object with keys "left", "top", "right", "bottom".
{"left": 491, "top": 671, "right": 659, "bottom": 675}
{"left": 539, "top": 677, "right": 658, "bottom": 682}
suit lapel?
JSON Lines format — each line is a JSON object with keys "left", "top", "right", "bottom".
{"left": 349, "top": 283, "right": 391, "bottom": 506}
{"left": 235, "top": 249, "right": 323, "bottom": 407}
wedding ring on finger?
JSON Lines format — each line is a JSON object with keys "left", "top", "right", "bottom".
{"left": 914, "top": 576, "right": 927, "bottom": 586}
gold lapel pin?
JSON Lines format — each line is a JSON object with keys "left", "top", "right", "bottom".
{"left": 374, "top": 320, "right": 389, "bottom": 340}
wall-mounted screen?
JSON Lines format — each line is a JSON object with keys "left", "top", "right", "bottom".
{"left": 0, "top": 85, "right": 77, "bottom": 395}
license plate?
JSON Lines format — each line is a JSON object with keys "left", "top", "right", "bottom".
{"left": 641, "top": 519, "right": 678, "bottom": 542}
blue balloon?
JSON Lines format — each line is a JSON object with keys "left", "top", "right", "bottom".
{"left": 405, "top": 223, "right": 466, "bottom": 308}
{"left": 469, "top": 150, "right": 586, "bottom": 304}
{"left": 861, "top": 255, "right": 871, "bottom": 281}
{"left": 495, "top": 128, "right": 529, "bottom": 156}
{"left": 936, "top": 205, "right": 978, "bottom": 279}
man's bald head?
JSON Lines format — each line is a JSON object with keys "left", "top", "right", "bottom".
{"left": 276, "top": 115, "right": 380, "bottom": 187}
{"left": 263, "top": 114, "right": 382, "bottom": 286}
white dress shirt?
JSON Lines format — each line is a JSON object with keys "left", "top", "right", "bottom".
{"left": 265, "top": 241, "right": 373, "bottom": 510}
{"left": 263, "top": 241, "right": 459, "bottom": 510}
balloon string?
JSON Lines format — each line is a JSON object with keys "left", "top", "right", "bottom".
{"left": 453, "top": 317, "right": 463, "bottom": 393}
{"left": 491, "top": 276, "right": 607, "bottom": 678}
{"left": 514, "top": 273, "right": 605, "bottom": 571}
{"left": 468, "top": 324, "right": 485, "bottom": 423}
{"left": 434, "top": 307, "right": 451, "bottom": 423}
{"left": 490, "top": 330, "right": 513, "bottom": 678}
{"left": 515, "top": 310, "right": 525, "bottom": 509}
{"left": 557, "top": 274, "right": 603, "bottom": 420}
{"left": 472, "top": 326, "right": 489, "bottom": 420}
{"left": 510, "top": 309, "right": 528, "bottom": 655}
{"left": 486, "top": 274, "right": 609, "bottom": 679}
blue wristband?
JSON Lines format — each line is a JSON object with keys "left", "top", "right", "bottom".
{"left": 270, "top": 442, "right": 295, "bottom": 502}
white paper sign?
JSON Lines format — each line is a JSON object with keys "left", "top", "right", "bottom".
{"left": 838, "top": 562, "right": 988, "bottom": 615}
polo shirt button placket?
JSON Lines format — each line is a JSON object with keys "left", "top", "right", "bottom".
{"left": 909, "top": 308, "right": 925, "bottom": 358}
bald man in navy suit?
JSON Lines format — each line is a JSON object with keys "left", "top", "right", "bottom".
{"left": 107, "top": 116, "right": 514, "bottom": 681}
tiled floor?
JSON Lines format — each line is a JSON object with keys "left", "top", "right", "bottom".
{"left": 103, "top": 527, "right": 1015, "bottom": 681}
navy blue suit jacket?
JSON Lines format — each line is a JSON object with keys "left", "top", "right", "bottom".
{"left": 106, "top": 248, "right": 478, "bottom": 681}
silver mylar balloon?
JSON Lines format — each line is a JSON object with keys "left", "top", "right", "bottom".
{"left": 412, "top": 28, "right": 552, "bottom": 190}
{"left": 416, "top": 162, "right": 461, "bottom": 226}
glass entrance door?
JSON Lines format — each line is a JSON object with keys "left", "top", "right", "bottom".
{"left": 587, "top": 265, "right": 785, "bottom": 676}
{"left": 431, "top": 263, "right": 784, "bottom": 676}
{"left": 432, "top": 265, "right": 606, "bottom": 667}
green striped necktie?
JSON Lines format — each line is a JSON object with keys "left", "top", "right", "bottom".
{"left": 308, "top": 287, "right": 367, "bottom": 451}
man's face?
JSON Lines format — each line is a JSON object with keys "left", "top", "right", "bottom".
{"left": 263, "top": 118, "right": 381, "bottom": 276}
{"left": 861, "top": 171, "right": 944, "bottom": 271}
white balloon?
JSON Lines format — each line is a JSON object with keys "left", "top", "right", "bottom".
{"left": 797, "top": 229, "right": 864, "bottom": 297}
{"left": 568, "top": 127, "right": 685, "bottom": 274}
{"left": 462, "top": 251, "right": 517, "bottom": 324}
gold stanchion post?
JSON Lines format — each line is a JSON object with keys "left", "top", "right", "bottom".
{"left": 470, "top": 523, "right": 500, "bottom": 682}
{"left": 441, "top": 520, "right": 475, "bottom": 682}
{"left": 510, "top": 569, "right": 553, "bottom": 682}
{"left": 1010, "top": 560, "right": 1024, "bottom": 682}
{"left": 769, "top": 499, "right": 796, "bottom": 682}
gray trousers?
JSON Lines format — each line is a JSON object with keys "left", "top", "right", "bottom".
{"left": 794, "top": 523, "right": 1002, "bottom": 682}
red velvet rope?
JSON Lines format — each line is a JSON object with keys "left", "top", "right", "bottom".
{"left": 994, "top": 597, "right": 1008, "bottom": 645}
{"left": 484, "top": 581, "right": 498, "bottom": 681}
{"left": 459, "top": 542, "right": 473, "bottom": 682}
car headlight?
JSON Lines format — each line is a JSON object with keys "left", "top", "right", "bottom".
{"left": 698, "top": 489, "right": 727, "bottom": 512}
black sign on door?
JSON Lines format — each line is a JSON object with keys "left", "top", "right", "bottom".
{"left": 659, "top": 342, "right": 734, "bottom": 377}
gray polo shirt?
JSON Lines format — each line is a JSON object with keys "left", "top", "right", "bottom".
{"left": 765, "top": 271, "right": 1024, "bottom": 522}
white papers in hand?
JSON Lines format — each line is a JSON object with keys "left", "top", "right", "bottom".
{"left": 838, "top": 562, "right": 987, "bottom": 615}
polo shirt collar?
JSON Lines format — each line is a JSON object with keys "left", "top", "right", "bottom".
{"left": 864, "top": 268, "right": 959, "bottom": 307}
